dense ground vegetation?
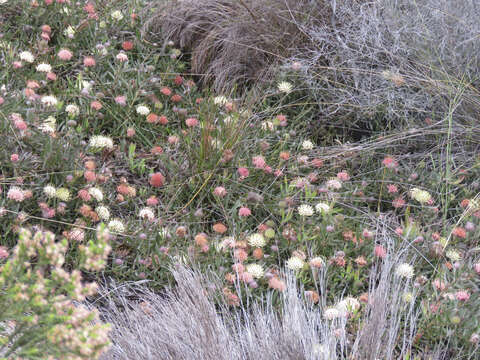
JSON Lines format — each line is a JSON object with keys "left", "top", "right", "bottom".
{"left": 0, "top": 0, "right": 479, "bottom": 359}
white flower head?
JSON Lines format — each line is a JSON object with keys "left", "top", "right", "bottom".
{"left": 64, "top": 26, "right": 75, "bottom": 38}
{"left": 213, "top": 95, "right": 228, "bottom": 106}
{"left": 36, "top": 63, "right": 52, "bottom": 73}
{"left": 136, "top": 105, "right": 150, "bottom": 116}
{"left": 88, "top": 187, "right": 104, "bottom": 202}
{"left": 395, "top": 263, "right": 414, "bottom": 279}
{"left": 110, "top": 10, "right": 124, "bottom": 21}
{"left": 89, "top": 135, "right": 114, "bottom": 150}
{"left": 336, "top": 297, "right": 360, "bottom": 316}
{"left": 324, "top": 307, "right": 341, "bottom": 320}
{"left": 65, "top": 104, "right": 79, "bottom": 116}
{"left": 446, "top": 249, "right": 461, "bottom": 262}
{"left": 301, "top": 140, "right": 314, "bottom": 150}
{"left": 326, "top": 178, "right": 342, "bottom": 190}
{"left": 139, "top": 207, "right": 155, "bottom": 221}
{"left": 248, "top": 233, "right": 266, "bottom": 248}
{"left": 298, "top": 204, "right": 314, "bottom": 216}
{"left": 19, "top": 51, "right": 35, "bottom": 63}
{"left": 108, "top": 219, "right": 125, "bottom": 233}
{"left": 96, "top": 205, "right": 110, "bottom": 221}
{"left": 43, "top": 185, "right": 57, "bottom": 198}
{"left": 41, "top": 95, "right": 58, "bottom": 107}
{"left": 315, "top": 202, "right": 331, "bottom": 214}
{"left": 55, "top": 188, "right": 71, "bottom": 201}
{"left": 277, "top": 81, "right": 293, "bottom": 94}
{"left": 286, "top": 256, "right": 305, "bottom": 271}
{"left": 245, "top": 263, "right": 264, "bottom": 279}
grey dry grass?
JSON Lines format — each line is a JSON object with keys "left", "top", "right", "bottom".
{"left": 98, "top": 235, "right": 451, "bottom": 360}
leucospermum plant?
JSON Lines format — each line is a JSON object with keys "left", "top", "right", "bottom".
{"left": 0, "top": 227, "right": 111, "bottom": 359}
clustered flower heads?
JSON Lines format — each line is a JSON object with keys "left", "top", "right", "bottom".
{"left": 136, "top": 104, "right": 150, "bottom": 116}
{"left": 88, "top": 187, "right": 104, "bottom": 202}
{"left": 108, "top": 218, "right": 125, "bottom": 233}
{"left": 315, "top": 202, "right": 331, "bottom": 214}
{"left": 138, "top": 207, "right": 155, "bottom": 221}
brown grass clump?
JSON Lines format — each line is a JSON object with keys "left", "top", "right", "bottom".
{"left": 143, "top": 0, "right": 332, "bottom": 92}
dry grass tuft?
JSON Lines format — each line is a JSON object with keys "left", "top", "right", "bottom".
{"left": 143, "top": 0, "right": 332, "bottom": 92}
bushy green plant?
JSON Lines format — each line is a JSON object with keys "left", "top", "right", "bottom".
{"left": 0, "top": 227, "right": 111, "bottom": 359}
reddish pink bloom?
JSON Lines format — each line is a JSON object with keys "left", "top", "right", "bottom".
{"left": 151, "top": 146, "right": 163, "bottom": 155}
{"left": 83, "top": 56, "right": 96, "bottom": 67}
{"left": 171, "top": 94, "right": 182, "bottom": 102}
{"left": 160, "top": 87, "right": 172, "bottom": 96}
{"left": 174, "top": 75, "right": 183, "bottom": 85}
{"left": 395, "top": 227, "right": 403, "bottom": 236}
{"left": 13, "top": 61, "right": 23, "bottom": 69}
{"left": 433, "top": 279, "right": 446, "bottom": 291}
{"left": 158, "top": 115, "right": 168, "bottom": 125}
{"left": 10, "top": 154, "right": 19, "bottom": 162}
{"left": 392, "top": 197, "right": 405, "bottom": 208}
{"left": 452, "top": 227, "right": 466, "bottom": 239}
{"left": 84, "top": 170, "right": 96, "bottom": 182}
{"left": 146, "top": 196, "right": 159, "bottom": 206}
{"left": 237, "top": 167, "right": 249, "bottom": 179}
{"left": 337, "top": 171, "right": 350, "bottom": 181}
{"left": 252, "top": 156, "right": 266, "bottom": 169}
{"left": 90, "top": 101, "right": 102, "bottom": 110}
{"left": 168, "top": 135, "right": 179, "bottom": 144}
{"left": 268, "top": 277, "right": 286, "bottom": 291}
{"left": 374, "top": 245, "right": 387, "bottom": 259}
{"left": 150, "top": 173, "right": 165, "bottom": 187}
{"left": 238, "top": 207, "right": 251, "bottom": 217}
{"left": 41, "top": 24, "right": 51, "bottom": 33}
{"left": 382, "top": 156, "right": 398, "bottom": 169}
{"left": 274, "top": 169, "right": 283, "bottom": 177}
{"left": 0, "top": 97, "right": 4, "bottom": 105}
{"left": 232, "top": 263, "right": 245, "bottom": 273}
{"left": 41, "top": 32, "right": 50, "bottom": 41}
{"left": 185, "top": 117, "right": 199, "bottom": 127}
{"left": 264, "top": 166, "right": 272, "bottom": 174}
{"left": 45, "top": 0, "right": 53, "bottom": 5}
{"left": 78, "top": 189, "right": 91, "bottom": 201}
{"left": 311, "top": 158, "right": 323, "bottom": 168}
{"left": 387, "top": 184, "right": 398, "bottom": 193}
{"left": 455, "top": 290, "right": 470, "bottom": 301}
{"left": 122, "top": 41, "right": 134, "bottom": 51}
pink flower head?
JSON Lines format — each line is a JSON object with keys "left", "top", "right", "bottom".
{"left": 14, "top": 119, "right": 27, "bottom": 130}
{"left": 274, "top": 169, "right": 283, "bottom": 177}
{"left": 252, "top": 156, "right": 266, "bottom": 169}
{"left": 41, "top": 32, "right": 51, "bottom": 41}
{"left": 160, "top": 87, "right": 172, "bottom": 96}
{"left": 264, "top": 165, "right": 272, "bottom": 174}
{"left": 387, "top": 184, "right": 398, "bottom": 193}
{"left": 213, "top": 186, "right": 227, "bottom": 197}
{"left": 0, "top": 246, "right": 9, "bottom": 259}
{"left": 0, "top": 97, "right": 4, "bottom": 105}
{"left": 395, "top": 227, "right": 403, "bottom": 236}
{"left": 10, "top": 154, "right": 19, "bottom": 162}
{"left": 237, "top": 167, "right": 249, "bottom": 179}
{"left": 238, "top": 207, "right": 251, "bottom": 217}
{"left": 276, "top": 114, "right": 287, "bottom": 127}
{"left": 474, "top": 262, "right": 480, "bottom": 275}
{"left": 58, "top": 49, "right": 73, "bottom": 60}
{"left": 115, "top": 95, "right": 127, "bottom": 106}
{"left": 7, "top": 187, "right": 25, "bottom": 202}
{"left": 185, "top": 117, "right": 199, "bottom": 127}
{"left": 13, "top": 61, "right": 23, "bottom": 69}
{"left": 337, "top": 171, "right": 350, "bottom": 181}
{"left": 382, "top": 156, "right": 398, "bottom": 169}
{"left": 455, "top": 290, "right": 470, "bottom": 301}
{"left": 392, "top": 197, "right": 406, "bottom": 208}
{"left": 46, "top": 72, "right": 57, "bottom": 81}
{"left": 83, "top": 56, "right": 96, "bottom": 67}
{"left": 146, "top": 196, "right": 159, "bottom": 206}
{"left": 78, "top": 189, "right": 91, "bottom": 201}
{"left": 374, "top": 245, "right": 387, "bottom": 259}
